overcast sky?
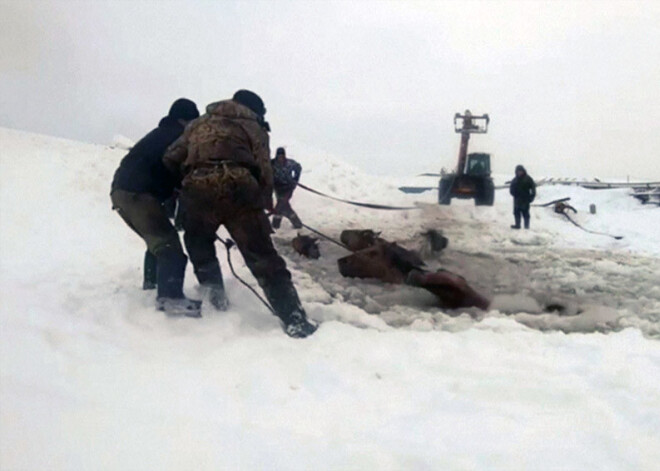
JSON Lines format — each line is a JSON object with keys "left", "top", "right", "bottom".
{"left": 1, "top": 0, "right": 659, "bottom": 179}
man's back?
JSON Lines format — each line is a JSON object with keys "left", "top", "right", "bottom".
{"left": 112, "top": 117, "right": 183, "bottom": 200}
{"left": 164, "top": 100, "right": 273, "bottom": 206}
{"left": 272, "top": 158, "right": 301, "bottom": 189}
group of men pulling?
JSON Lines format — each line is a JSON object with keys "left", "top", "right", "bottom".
{"left": 111, "top": 91, "right": 536, "bottom": 339}
{"left": 111, "top": 91, "right": 315, "bottom": 338}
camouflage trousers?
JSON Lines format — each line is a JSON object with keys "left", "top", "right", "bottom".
{"left": 180, "top": 165, "right": 295, "bottom": 304}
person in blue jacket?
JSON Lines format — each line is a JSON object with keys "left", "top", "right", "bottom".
{"left": 271, "top": 147, "right": 303, "bottom": 229}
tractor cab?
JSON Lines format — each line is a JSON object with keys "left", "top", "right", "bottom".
{"left": 465, "top": 153, "right": 491, "bottom": 176}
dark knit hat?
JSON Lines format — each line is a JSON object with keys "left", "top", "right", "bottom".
{"left": 233, "top": 90, "right": 266, "bottom": 117}
{"left": 275, "top": 147, "right": 286, "bottom": 156}
{"left": 168, "top": 98, "right": 199, "bottom": 121}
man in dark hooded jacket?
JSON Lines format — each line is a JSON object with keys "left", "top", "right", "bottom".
{"left": 163, "top": 90, "right": 317, "bottom": 338}
{"left": 509, "top": 164, "right": 536, "bottom": 229}
{"left": 111, "top": 98, "right": 201, "bottom": 316}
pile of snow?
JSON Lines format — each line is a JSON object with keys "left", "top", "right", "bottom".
{"left": 1, "top": 127, "right": 659, "bottom": 470}
{"left": 110, "top": 134, "right": 135, "bottom": 150}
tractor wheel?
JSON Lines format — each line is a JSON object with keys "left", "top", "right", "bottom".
{"left": 475, "top": 178, "right": 495, "bottom": 206}
{"left": 438, "top": 178, "right": 452, "bottom": 205}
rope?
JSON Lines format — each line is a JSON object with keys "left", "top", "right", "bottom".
{"left": 296, "top": 182, "right": 419, "bottom": 211}
{"left": 299, "top": 222, "right": 352, "bottom": 251}
{"left": 215, "top": 235, "right": 277, "bottom": 314}
{"left": 266, "top": 204, "right": 350, "bottom": 250}
{"left": 559, "top": 213, "right": 623, "bottom": 240}
{"left": 532, "top": 197, "right": 571, "bottom": 207}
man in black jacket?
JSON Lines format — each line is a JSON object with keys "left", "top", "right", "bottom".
{"left": 111, "top": 98, "right": 201, "bottom": 316}
{"left": 509, "top": 164, "right": 536, "bottom": 229}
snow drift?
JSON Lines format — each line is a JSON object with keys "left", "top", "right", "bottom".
{"left": 1, "top": 127, "right": 659, "bottom": 470}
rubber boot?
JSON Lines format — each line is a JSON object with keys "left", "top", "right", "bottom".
{"left": 194, "top": 261, "right": 229, "bottom": 311}
{"left": 289, "top": 213, "right": 303, "bottom": 229}
{"left": 261, "top": 281, "right": 317, "bottom": 338}
{"left": 156, "top": 246, "right": 201, "bottom": 317}
{"left": 511, "top": 211, "right": 521, "bottom": 229}
{"left": 143, "top": 250, "right": 157, "bottom": 290}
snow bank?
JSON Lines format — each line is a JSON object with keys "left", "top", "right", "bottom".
{"left": 1, "top": 128, "right": 659, "bottom": 470}
{"left": 111, "top": 134, "right": 135, "bottom": 150}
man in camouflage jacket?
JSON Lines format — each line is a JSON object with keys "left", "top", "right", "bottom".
{"left": 163, "top": 90, "right": 317, "bottom": 338}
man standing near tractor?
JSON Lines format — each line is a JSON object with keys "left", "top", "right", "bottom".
{"left": 271, "top": 147, "right": 303, "bottom": 230}
{"left": 509, "top": 164, "right": 536, "bottom": 229}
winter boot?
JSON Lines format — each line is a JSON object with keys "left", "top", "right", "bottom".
{"left": 156, "top": 297, "right": 202, "bottom": 317}
{"left": 194, "top": 261, "right": 229, "bottom": 311}
{"left": 205, "top": 285, "right": 229, "bottom": 311}
{"left": 156, "top": 246, "right": 200, "bottom": 317}
{"left": 271, "top": 215, "right": 282, "bottom": 230}
{"left": 512, "top": 210, "right": 522, "bottom": 229}
{"left": 289, "top": 213, "right": 303, "bottom": 230}
{"left": 282, "top": 308, "right": 318, "bottom": 338}
{"left": 261, "top": 281, "right": 317, "bottom": 338}
{"left": 143, "top": 250, "right": 157, "bottom": 290}
{"left": 156, "top": 245, "right": 187, "bottom": 298}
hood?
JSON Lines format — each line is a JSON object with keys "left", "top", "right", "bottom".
{"left": 158, "top": 115, "right": 184, "bottom": 129}
{"left": 515, "top": 164, "right": 527, "bottom": 175}
{"left": 205, "top": 100, "right": 260, "bottom": 122}
{"left": 168, "top": 98, "right": 199, "bottom": 121}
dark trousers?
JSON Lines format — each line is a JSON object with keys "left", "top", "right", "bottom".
{"left": 111, "top": 189, "right": 187, "bottom": 298}
{"left": 272, "top": 188, "right": 302, "bottom": 229}
{"left": 181, "top": 167, "right": 303, "bottom": 319}
{"left": 514, "top": 205, "right": 530, "bottom": 228}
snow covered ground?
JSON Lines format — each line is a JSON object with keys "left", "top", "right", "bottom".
{"left": 1, "top": 127, "right": 659, "bottom": 470}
